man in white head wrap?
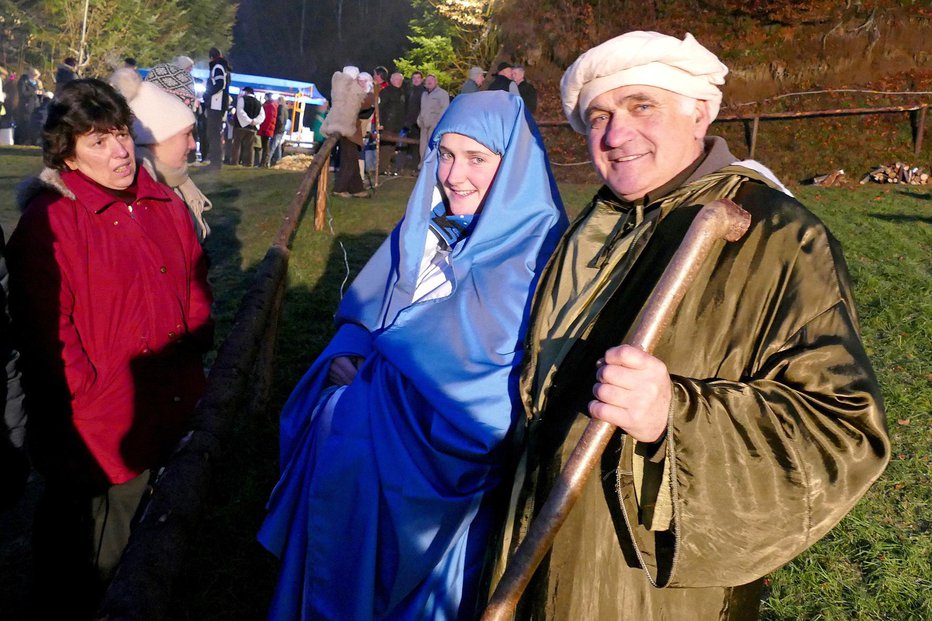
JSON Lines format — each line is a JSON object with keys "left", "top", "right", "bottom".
{"left": 495, "top": 31, "right": 887, "bottom": 621}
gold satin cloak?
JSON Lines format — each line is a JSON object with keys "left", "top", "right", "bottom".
{"left": 501, "top": 166, "right": 890, "bottom": 620}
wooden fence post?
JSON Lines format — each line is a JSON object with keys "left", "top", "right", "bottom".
{"left": 740, "top": 116, "right": 760, "bottom": 159}
{"left": 97, "top": 132, "right": 338, "bottom": 620}
{"left": 374, "top": 81, "right": 381, "bottom": 189}
{"left": 98, "top": 246, "right": 291, "bottom": 621}
{"left": 914, "top": 105, "right": 927, "bottom": 156}
{"left": 276, "top": 134, "right": 338, "bottom": 247}
{"left": 749, "top": 116, "right": 760, "bottom": 159}
{"left": 315, "top": 153, "right": 331, "bottom": 231}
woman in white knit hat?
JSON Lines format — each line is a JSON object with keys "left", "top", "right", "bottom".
{"left": 111, "top": 65, "right": 212, "bottom": 240}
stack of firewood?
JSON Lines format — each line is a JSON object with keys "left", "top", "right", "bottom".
{"left": 859, "top": 162, "right": 930, "bottom": 185}
{"left": 273, "top": 154, "right": 315, "bottom": 171}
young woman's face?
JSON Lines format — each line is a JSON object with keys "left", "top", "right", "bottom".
{"left": 150, "top": 124, "right": 196, "bottom": 170}
{"left": 65, "top": 127, "right": 136, "bottom": 190}
{"left": 437, "top": 133, "right": 502, "bottom": 216}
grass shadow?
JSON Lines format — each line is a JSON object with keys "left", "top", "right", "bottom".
{"left": 895, "top": 189, "right": 932, "bottom": 201}
{"left": 0, "top": 147, "right": 43, "bottom": 158}
{"left": 868, "top": 213, "right": 932, "bottom": 224}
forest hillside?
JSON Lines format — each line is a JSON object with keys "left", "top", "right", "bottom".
{"left": 490, "top": 0, "right": 932, "bottom": 183}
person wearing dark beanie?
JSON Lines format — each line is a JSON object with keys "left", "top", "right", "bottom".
{"left": 486, "top": 61, "right": 520, "bottom": 96}
{"left": 203, "top": 47, "right": 231, "bottom": 169}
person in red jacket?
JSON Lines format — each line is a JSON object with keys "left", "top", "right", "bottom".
{"left": 7, "top": 78, "right": 213, "bottom": 618}
{"left": 258, "top": 92, "right": 279, "bottom": 168}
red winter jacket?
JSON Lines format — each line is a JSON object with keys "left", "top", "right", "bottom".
{"left": 258, "top": 101, "right": 279, "bottom": 137}
{"left": 8, "top": 167, "right": 213, "bottom": 486}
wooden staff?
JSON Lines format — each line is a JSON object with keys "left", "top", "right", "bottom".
{"left": 373, "top": 80, "right": 381, "bottom": 189}
{"left": 314, "top": 152, "right": 331, "bottom": 231}
{"left": 483, "top": 198, "right": 752, "bottom": 620}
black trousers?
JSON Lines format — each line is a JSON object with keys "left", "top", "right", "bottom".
{"left": 231, "top": 126, "right": 258, "bottom": 167}
{"left": 206, "top": 109, "right": 225, "bottom": 169}
{"left": 31, "top": 470, "right": 151, "bottom": 619}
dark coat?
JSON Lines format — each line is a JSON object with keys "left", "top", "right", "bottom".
{"left": 274, "top": 102, "right": 288, "bottom": 135}
{"left": 16, "top": 75, "right": 39, "bottom": 120}
{"left": 54, "top": 63, "right": 77, "bottom": 94}
{"left": 486, "top": 74, "right": 515, "bottom": 93}
{"left": 378, "top": 84, "right": 406, "bottom": 133}
{"left": 517, "top": 80, "right": 538, "bottom": 114}
{"left": 404, "top": 83, "right": 425, "bottom": 131}
{"left": 204, "top": 56, "right": 231, "bottom": 112}
{"left": 0, "top": 223, "right": 26, "bottom": 510}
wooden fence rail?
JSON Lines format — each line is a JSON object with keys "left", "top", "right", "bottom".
{"left": 537, "top": 103, "right": 929, "bottom": 158}
{"left": 98, "top": 135, "right": 340, "bottom": 621}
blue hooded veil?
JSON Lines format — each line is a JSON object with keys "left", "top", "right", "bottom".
{"left": 259, "top": 91, "right": 567, "bottom": 620}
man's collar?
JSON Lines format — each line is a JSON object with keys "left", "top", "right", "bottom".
{"left": 683, "top": 136, "right": 737, "bottom": 185}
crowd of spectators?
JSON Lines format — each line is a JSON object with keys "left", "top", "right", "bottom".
{"left": 325, "top": 60, "right": 541, "bottom": 197}
{"left": 2, "top": 54, "right": 539, "bottom": 179}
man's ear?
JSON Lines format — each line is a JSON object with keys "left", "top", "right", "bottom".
{"left": 693, "top": 99, "right": 712, "bottom": 140}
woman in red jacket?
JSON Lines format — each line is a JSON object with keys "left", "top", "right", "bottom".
{"left": 7, "top": 78, "right": 213, "bottom": 618}
{"left": 258, "top": 92, "right": 279, "bottom": 168}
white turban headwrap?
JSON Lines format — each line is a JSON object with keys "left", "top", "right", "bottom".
{"left": 561, "top": 31, "right": 728, "bottom": 133}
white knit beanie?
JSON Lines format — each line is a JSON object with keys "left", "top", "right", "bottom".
{"left": 110, "top": 68, "right": 195, "bottom": 145}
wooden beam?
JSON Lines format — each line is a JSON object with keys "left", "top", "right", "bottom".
{"left": 534, "top": 103, "right": 930, "bottom": 128}
{"left": 377, "top": 130, "right": 419, "bottom": 146}
{"left": 719, "top": 103, "right": 926, "bottom": 121}
{"left": 100, "top": 246, "right": 291, "bottom": 621}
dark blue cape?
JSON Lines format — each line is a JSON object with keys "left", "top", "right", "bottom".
{"left": 259, "top": 91, "right": 567, "bottom": 620}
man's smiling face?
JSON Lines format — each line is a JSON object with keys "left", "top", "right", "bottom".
{"left": 585, "top": 84, "right": 709, "bottom": 201}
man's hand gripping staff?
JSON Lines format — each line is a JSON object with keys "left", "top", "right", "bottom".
{"left": 483, "top": 198, "right": 752, "bottom": 620}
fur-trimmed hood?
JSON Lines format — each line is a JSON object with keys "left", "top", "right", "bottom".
{"left": 16, "top": 168, "right": 75, "bottom": 212}
{"left": 17, "top": 164, "right": 211, "bottom": 241}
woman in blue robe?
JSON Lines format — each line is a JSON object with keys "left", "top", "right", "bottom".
{"left": 258, "top": 91, "right": 567, "bottom": 620}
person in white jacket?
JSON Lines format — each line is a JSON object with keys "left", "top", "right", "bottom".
{"left": 231, "top": 86, "right": 265, "bottom": 167}
{"left": 416, "top": 74, "right": 449, "bottom": 163}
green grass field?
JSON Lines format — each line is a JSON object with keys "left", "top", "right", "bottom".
{"left": 0, "top": 146, "right": 928, "bottom": 619}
